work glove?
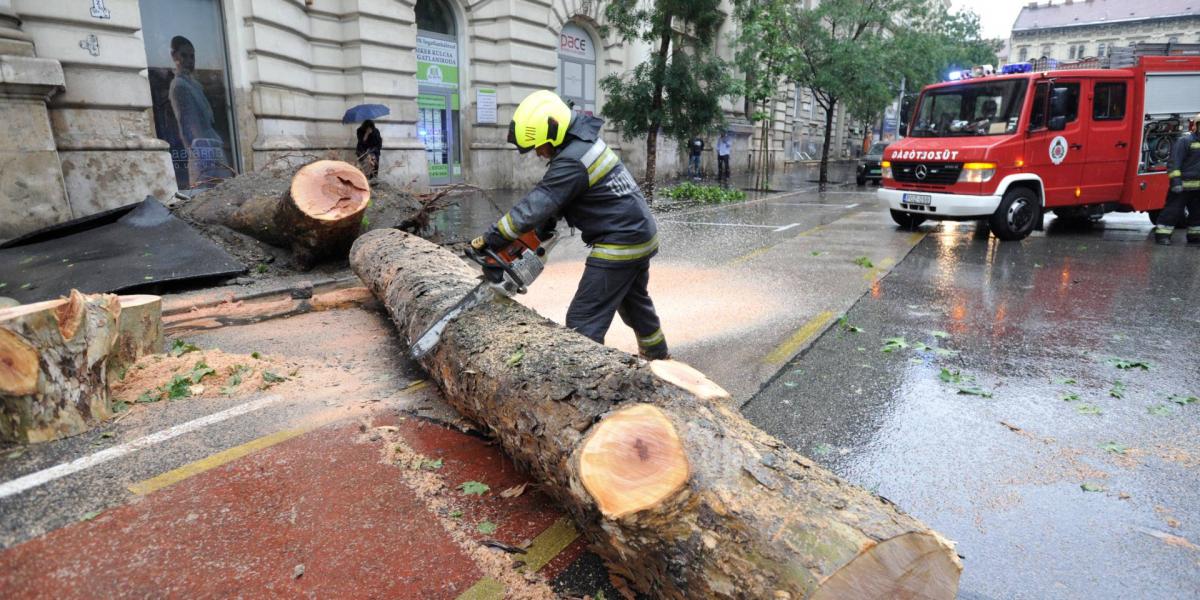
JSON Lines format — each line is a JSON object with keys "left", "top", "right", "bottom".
{"left": 1171, "top": 184, "right": 1184, "bottom": 194}
{"left": 471, "top": 231, "right": 508, "bottom": 252}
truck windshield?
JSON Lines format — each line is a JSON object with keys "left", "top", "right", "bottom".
{"left": 910, "top": 80, "right": 1027, "bottom": 137}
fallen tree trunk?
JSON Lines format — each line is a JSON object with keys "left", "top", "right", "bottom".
{"left": 351, "top": 230, "right": 962, "bottom": 599}
{"left": 0, "top": 290, "right": 120, "bottom": 443}
{"left": 227, "top": 160, "right": 370, "bottom": 270}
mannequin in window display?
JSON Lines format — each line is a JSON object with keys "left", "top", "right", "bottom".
{"left": 169, "top": 35, "right": 232, "bottom": 188}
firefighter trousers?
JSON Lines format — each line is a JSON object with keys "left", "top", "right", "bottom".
{"left": 566, "top": 260, "right": 668, "bottom": 359}
{"left": 1156, "top": 189, "right": 1200, "bottom": 234}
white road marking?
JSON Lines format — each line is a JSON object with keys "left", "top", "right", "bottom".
{"left": 0, "top": 395, "right": 285, "bottom": 500}
{"left": 773, "top": 223, "right": 802, "bottom": 232}
{"left": 768, "top": 202, "right": 859, "bottom": 208}
{"left": 658, "top": 220, "right": 783, "bottom": 229}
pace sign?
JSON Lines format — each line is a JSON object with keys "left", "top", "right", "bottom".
{"left": 559, "top": 24, "right": 595, "bottom": 61}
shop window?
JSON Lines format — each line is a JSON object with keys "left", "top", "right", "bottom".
{"left": 557, "top": 23, "right": 597, "bottom": 116}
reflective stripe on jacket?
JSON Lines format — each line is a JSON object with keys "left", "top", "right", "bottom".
{"left": 489, "top": 114, "right": 658, "bottom": 267}
{"left": 1168, "top": 133, "right": 1200, "bottom": 189}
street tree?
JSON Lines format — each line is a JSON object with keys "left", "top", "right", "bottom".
{"left": 789, "top": 0, "right": 995, "bottom": 187}
{"left": 600, "top": 0, "right": 735, "bottom": 197}
{"left": 733, "top": 0, "right": 799, "bottom": 190}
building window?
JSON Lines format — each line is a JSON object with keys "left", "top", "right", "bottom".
{"left": 1018, "top": 47, "right": 1028, "bottom": 62}
{"left": 557, "top": 23, "right": 597, "bottom": 116}
{"left": 1069, "top": 46, "right": 1076, "bottom": 59}
{"left": 139, "top": 0, "right": 239, "bottom": 190}
{"left": 1093, "top": 82, "right": 1126, "bottom": 121}
{"left": 1077, "top": 44, "right": 1087, "bottom": 58}
{"left": 1097, "top": 42, "right": 1106, "bottom": 57}
{"left": 1041, "top": 44, "right": 1053, "bottom": 59}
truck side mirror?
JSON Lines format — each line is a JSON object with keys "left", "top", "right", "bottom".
{"left": 1048, "top": 115, "right": 1067, "bottom": 131}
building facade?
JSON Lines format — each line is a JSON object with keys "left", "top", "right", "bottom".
{"left": 1010, "top": 0, "right": 1200, "bottom": 64}
{"left": 1, "top": 0, "right": 860, "bottom": 240}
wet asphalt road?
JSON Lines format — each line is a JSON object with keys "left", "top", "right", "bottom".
{"left": 744, "top": 214, "right": 1200, "bottom": 599}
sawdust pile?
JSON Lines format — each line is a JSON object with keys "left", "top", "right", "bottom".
{"left": 366, "top": 425, "right": 559, "bottom": 600}
{"left": 110, "top": 349, "right": 303, "bottom": 405}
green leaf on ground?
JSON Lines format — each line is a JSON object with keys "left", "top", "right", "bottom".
{"left": 882, "top": 337, "right": 909, "bottom": 353}
{"left": 911, "top": 341, "right": 932, "bottom": 352}
{"left": 190, "top": 361, "right": 216, "bottom": 384}
{"left": 422, "top": 458, "right": 444, "bottom": 471}
{"left": 449, "top": 509, "right": 463, "bottom": 519}
{"left": 931, "top": 330, "right": 950, "bottom": 339}
{"left": 1080, "top": 483, "right": 1104, "bottom": 492}
{"left": 135, "top": 391, "right": 158, "bottom": 404}
{"left": 1075, "top": 404, "right": 1103, "bottom": 415}
{"left": 168, "top": 339, "right": 200, "bottom": 357}
{"left": 938, "top": 368, "right": 973, "bottom": 385}
{"left": 1109, "top": 380, "right": 1126, "bottom": 399}
{"left": 1108, "top": 358, "right": 1151, "bottom": 371}
{"left": 476, "top": 521, "right": 498, "bottom": 535}
{"left": 1100, "top": 441, "right": 1128, "bottom": 455}
{"left": 81, "top": 510, "right": 102, "bottom": 521}
{"left": 783, "top": 381, "right": 798, "bottom": 388}
{"left": 250, "top": 351, "right": 262, "bottom": 359}
{"left": 458, "top": 481, "right": 490, "bottom": 496}
{"left": 933, "top": 347, "right": 959, "bottom": 357}
{"left": 1060, "top": 393, "right": 1080, "bottom": 402}
{"left": 506, "top": 347, "right": 525, "bottom": 367}
{"left": 111, "top": 399, "right": 129, "bottom": 413}
{"left": 957, "top": 386, "right": 993, "bottom": 398}
{"left": 811, "top": 251, "right": 828, "bottom": 257}
{"left": 143, "top": 276, "right": 153, "bottom": 281}
{"left": 1147, "top": 404, "right": 1172, "bottom": 416}
{"left": 1167, "top": 394, "right": 1198, "bottom": 406}
{"left": 853, "top": 256, "right": 874, "bottom": 269}
{"left": 262, "top": 371, "right": 288, "bottom": 383}
{"left": 811, "top": 443, "right": 833, "bottom": 456}
{"left": 837, "top": 315, "right": 862, "bottom": 333}
{"left": 0, "top": 282, "right": 6, "bottom": 289}
{"left": 19, "top": 283, "right": 32, "bottom": 290}
{"left": 1054, "top": 377, "right": 1077, "bottom": 385}
{"left": 255, "top": 263, "right": 269, "bottom": 274}
{"left": 163, "top": 375, "right": 192, "bottom": 400}
{"left": 6, "top": 448, "right": 25, "bottom": 459}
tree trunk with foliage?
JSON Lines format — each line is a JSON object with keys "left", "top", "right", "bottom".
{"left": 643, "top": 13, "right": 672, "bottom": 199}
{"left": 819, "top": 96, "right": 838, "bottom": 188}
{"left": 351, "top": 228, "right": 964, "bottom": 599}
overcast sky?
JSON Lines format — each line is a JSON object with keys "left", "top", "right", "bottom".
{"left": 952, "top": 0, "right": 1026, "bottom": 41}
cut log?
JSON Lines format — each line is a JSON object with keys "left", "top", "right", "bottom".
{"left": 0, "top": 290, "right": 120, "bottom": 443}
{"left": 350, "top": 229, "right": 962, "bottom": 600}
{"left": 648, "top": 358, "right": 730, "bottom": 402}
{"left": 162, "top": 286, "right": 374, "bottom": 335}
{"left": 226, "top": 160, "right": 370, "bottom": 270}
{"left": 107, "top": 294, "right": 163, "bottom": 382}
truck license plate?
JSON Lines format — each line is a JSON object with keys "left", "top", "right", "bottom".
{"left": 904, "top": 193, "right": 931, "bottom": 206}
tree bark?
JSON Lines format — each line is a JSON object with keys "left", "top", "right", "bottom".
{"left": 819, "top": 95, "right": 837, "bottom": 190}
{"left": 107, "top": 294, "right": 163, "bottom": 383}
{"left": 226, "top": 160, "right": 371, "bottom": 270}
{"left": 643, "top": 13, "right": 673, "bottom": 200}
{"left": 0, "top": 291, "right": 120, "bottom": 444}
{"left": 350, "top": 229, "right": 962, "bottom": 599}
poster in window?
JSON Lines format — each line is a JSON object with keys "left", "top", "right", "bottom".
{"left": 139, "top": 0, "right": 237, "bottom": 190}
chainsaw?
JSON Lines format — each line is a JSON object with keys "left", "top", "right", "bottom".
{"left": 408, "top": 227, "right": 558, "bottom": 359}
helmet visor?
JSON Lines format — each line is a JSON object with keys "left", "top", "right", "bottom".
{"left": 507, "top": 121, "right": 535, "bottom": 154}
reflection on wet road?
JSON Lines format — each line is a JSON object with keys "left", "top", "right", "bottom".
{"left": 744, "top": 214, "right": 1200, "bottom": 599}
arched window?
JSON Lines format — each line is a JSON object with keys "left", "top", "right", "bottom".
{"left": 416, "top": 0, "right": 462, "bottom": 184}
{"left": 557, "top": 23, "right": 597, "bottom": 115}
{"left": 1018, "top": 47, "right": 1028, "bottom": 62}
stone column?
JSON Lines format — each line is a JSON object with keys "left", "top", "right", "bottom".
{"left": 0, "top": 0, "right": 71, "bottom": 240}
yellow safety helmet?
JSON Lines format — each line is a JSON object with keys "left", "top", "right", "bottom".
{"left": 507, "top": 90, "right": 573, "bottom": 154}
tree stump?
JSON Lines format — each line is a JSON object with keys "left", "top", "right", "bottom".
{"left": 0, "top": 290, "right": 121, "bottom": 443}
{"left": 350, "top": 229, "right": 962, "bottom": 599}
{"left": 227, "top": 160, "right": 371, "bottom": 270}
{"left": 107, "top": 294, "right": 163, "bottom": 382}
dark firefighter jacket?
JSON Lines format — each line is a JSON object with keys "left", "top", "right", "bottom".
{"left": 1169, "top": 132, "right": 1200, "bottom": 190}
{"left": 486, "top": 114, "right": 658, "bottom": 267}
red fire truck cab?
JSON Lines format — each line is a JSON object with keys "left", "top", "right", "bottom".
{"left": 878, "top": 49, "right": 1200, "bottom": 240}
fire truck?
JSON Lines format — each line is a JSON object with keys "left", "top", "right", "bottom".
{"left": 877, "top": 45, "right": 1200, "bottom": 240}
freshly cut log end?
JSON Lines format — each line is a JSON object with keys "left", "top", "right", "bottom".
{"left": 291, "top": 160, "right": 370, "bottom": 221}
{"left": 578, "top": 403, "right": 690, "bottom": 519}
{"left": 648, "top": 359, "right": 731, "bottom": 402}
{"left": 811, "top": 531, "right": 962, "bottom": 600}
{"left": 54, "top": 290, "right": 85, "bottom": 341}
{"left": 108, "top": 295, "right": 163, "bottom": 381}
{"left": 0, "top": 328, "right": 38, "bottom": 395}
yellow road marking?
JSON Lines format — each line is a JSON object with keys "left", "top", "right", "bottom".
{"left": 726, "top": 245, "right": 772, "bottom": 266}
{"left": 454, "top": 517, "right": 581, "bottom": 599}
{"left": 907, "top": 231, "right": 926, "bottom": 245}
{"left": 128, "top": 426, "right": 314, "bottom": 495}
{"left": 128, "top": 379, "right": 430, "bottom": 495}
{"left": 862, "top": 256, "right": 897, "bottom": 282}
{"left": 455, "top": 577, "right": 505, "bottom": 600}
{"left": 762, "top": 310, "right": 836, "bottom": 365}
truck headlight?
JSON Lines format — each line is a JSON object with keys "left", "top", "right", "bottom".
{"left": 959, "top": 162, "right": 996, "bottom": 183}
{"left": 881, "top": 161, "right": 892, "bottom": 179}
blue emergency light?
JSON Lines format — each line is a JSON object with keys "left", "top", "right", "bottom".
{"left": 1002, "top": 63, "right": 1033, "bottom": 74}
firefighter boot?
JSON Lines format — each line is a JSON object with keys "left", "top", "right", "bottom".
{"left": 1188, "top": 228, "right": 1200, "bottom": 246}
{"left": 1155, "top": 227, "right": 1173, "bottom": 246}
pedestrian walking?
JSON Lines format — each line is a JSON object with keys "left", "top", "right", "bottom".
{"left": 688, "top": 135, "right": 705, "bottom": 179}
{"left": 717, "top": 131, "right": 732, "bottom": 182}
{"left": 1155, "top": 113, "right": 1200, "bottom": 246}
{"left": 472, "top": 90, "right": 669, "bottom": 360}
{"left": 356, "top": 119, "right": 383, "bottom": 180}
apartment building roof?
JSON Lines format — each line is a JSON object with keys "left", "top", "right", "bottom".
{"left": 1013, "top": 0, "right": 1198, "bottom": 32}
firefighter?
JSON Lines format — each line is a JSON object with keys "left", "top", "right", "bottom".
{"left": 1155, "top": 113, "right": 1200, "bottom": 246}
{"left": 472, "top": 91, "right": 669, "bottom": 360}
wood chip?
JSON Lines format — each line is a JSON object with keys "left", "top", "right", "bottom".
{"left": 499, "top": 482, "right": 528, "bottom": 498}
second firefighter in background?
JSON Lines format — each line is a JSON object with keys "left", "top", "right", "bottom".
{"left": 472, "top": 91, "right": 670, "bottom": 360}
{"left": 1155, "top": 113, "right": 1200, "bottom": 246}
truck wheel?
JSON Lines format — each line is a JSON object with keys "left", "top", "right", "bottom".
{"left": 990, "top": 187, "right": 1039, "bottom": 241}
{"left": 890, "top": 210, "right": 926, "bottom": 229}
{"left": 1148, "top": 209, "right": 1161, "bottom": 225}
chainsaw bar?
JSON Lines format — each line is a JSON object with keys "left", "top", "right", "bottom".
{"left": 408, "top": 281, "right": 497, "bottom": 360}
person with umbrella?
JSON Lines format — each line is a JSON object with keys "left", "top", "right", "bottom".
{"left": 344, "top": 104, "right": 389, "bottom": 180}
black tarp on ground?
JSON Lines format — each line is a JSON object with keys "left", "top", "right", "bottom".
{"left": 0, "top": 198, "right": 244, "bottom": 303}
